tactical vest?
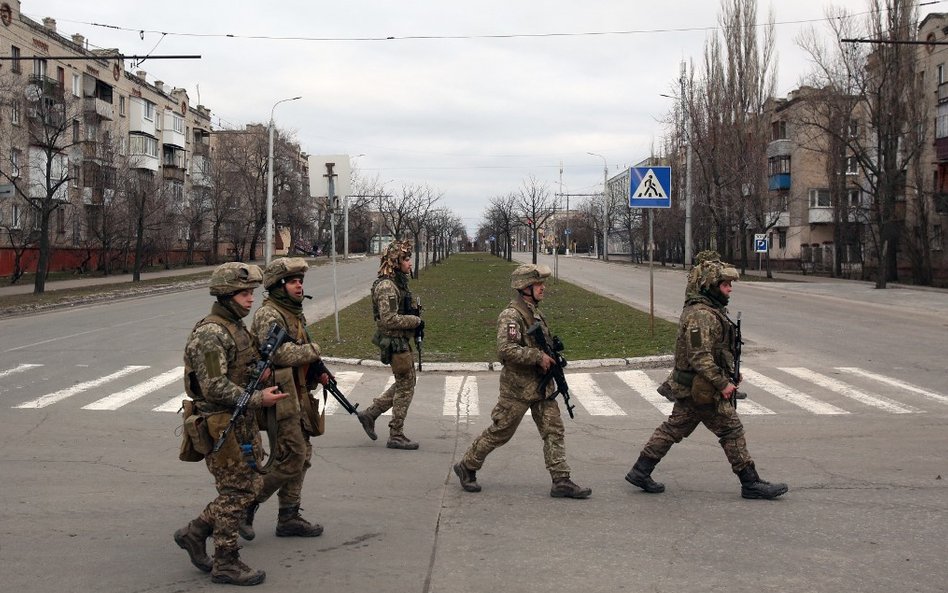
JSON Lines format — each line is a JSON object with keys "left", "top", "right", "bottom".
{"left": 184, "top": 314, "right": 256, "bottom": 405}
{"left": 672, "top": 302, "right": 736, "bottom": 383}
{"left": 372, "top": 276, "right": 415, "bottom": 340}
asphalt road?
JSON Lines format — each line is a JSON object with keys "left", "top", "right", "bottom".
{"left": 1, "top": 253, "right": 946, "bottom": 593}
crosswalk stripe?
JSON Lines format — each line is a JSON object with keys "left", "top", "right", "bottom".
{"left": 82, "top": 367, "right": 184, "bottom": 410}
{"left": 324, "top": 371, "right": 364, "bottom": 415}
{"left": 780, "top": 367, "right": 921, "bottom": 414}
{"left": 569, "top": 373, "right": 626, "bottom": 415}
{"left": 444, "top": 376, "right": 479, "bottom": 419}
{"left": 154, "top": 394, "right": 187, "bottom": 413}
{"left": 14, "top": 366, "right": 149, "bottom": 409}
{"left": 380, "top": 377, "right": 395, "bottom": 415}
{"left": 742, "top": 369, "right": 848, "bottom": 415}
{"left": 836, "top": 367, "right": 948, "bottom": 406}
{"left": 614, "top": 370, "right": 672, "bottom": 415}
{"left": 0, "top": 363, "right": 42, "bottom": 379}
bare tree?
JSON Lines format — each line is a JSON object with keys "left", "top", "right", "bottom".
{"left": 516, "top": 176, "right": 556, "bottom": 264}
{"left": 403, "top": 184, "right": 442, "bottom": 276}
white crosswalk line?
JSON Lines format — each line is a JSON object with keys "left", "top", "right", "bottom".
{"left": 324, "top": 371, "right": 363, "bottom": 415}
{"left": 742, "top": 368, "right": 848, "bottom": 415}
{"left": 83, "top": 367, "right": 183, "bottom": 410}
{"left": 14, "top": 366, "right": 149, "bottom": 409}
{"left": 0, "top": 364, "right": 42, "bottom": 379}
{"left": 836, "top": 367, "right": 948, "bottom": 406}
{"left": 154, "top": 394, "right": 187, "bottom": 413}
{"left": 380, "top": 376, "right": 395, "bottom": 415}
{"left": 615, "top": 370, "right": 672, "bottom": 415}
{"left": 444, "top": 376, "right": 479, "bottom": 419}
{"left": 568, "top": 373, "right": 626, "bottom": 415}
{"left": 780, "top": 367, "right": 921, "bottom": 414}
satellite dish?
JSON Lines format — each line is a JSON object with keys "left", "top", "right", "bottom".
{"left": 24, "top": 84, "right": 41, "bottom": 102}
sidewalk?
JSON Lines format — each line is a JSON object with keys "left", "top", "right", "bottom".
{"left": 0, "top": 264, "right": 220, "bottom": 297}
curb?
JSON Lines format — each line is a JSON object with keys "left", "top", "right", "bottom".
{"left": 322, "top": 354, "right": 674, "bottom": 373}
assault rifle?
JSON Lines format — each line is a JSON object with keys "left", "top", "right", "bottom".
{"left": 404, "top": 294, "right": 424, "bottom": 371}
{"left": 729, "top": 311, "right": 746, "bottom": 409}
{"left": 307, "top": 359, "right": 361, "bottom": 416}
{"left": 526, "top": 322, "right": 576, "bottom": 419}
{"left": 212, "top": 323, "right": 291, "bottom": 454}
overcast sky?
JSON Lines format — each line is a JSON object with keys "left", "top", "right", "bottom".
{"left": 23, "top": 0, "right": 947, "bottom": 234}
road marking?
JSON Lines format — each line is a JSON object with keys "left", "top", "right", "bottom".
{"left": 742, "top": 368, "right": 848, "bottom": 415}
{"left": 836, "top": 367, "right": 948, "bottom": 405}
{"left": 4, "top": 314, "right": 173, "bottom": 353}
{"left": 82, "top": 367, "right": 183, "bottom": 410}
{"left": 780, "top": 367, "right": 921, "bottom": 414}
{"left": 0, "top": 363, "right": 42, "bottom": 379}
{"left": 380, "top": 376, "right": 395, "bottom": 415}
{"left": 14, "top": 366, "right": 149, "bottom": 409}
{"left": 324, "top": 371, "right": 364, "bottom": 415}
{"left": 569, "top": 373, "right": 626, "bottom": 415}
{"left": 615, "top": 370, "right": 672, "bottom": 415}
{"left": 444, "top": 375, "right": 479, "bottom": 420}
{"left": 154, "top": 394, "right": 187, "bottom": 413}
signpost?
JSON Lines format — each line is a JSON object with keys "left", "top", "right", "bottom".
{"left": 754, "top": 233, "right": 769, "bottom": 272}
{"left": 629, "top": 166, "right": 672, "bottom": 335}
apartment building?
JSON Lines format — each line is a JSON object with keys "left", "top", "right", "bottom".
{"left": 0, "top": 0, "right": 213, "bottom": 276}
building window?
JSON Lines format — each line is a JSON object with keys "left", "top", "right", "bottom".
{"left": 846, "top": 156, "right": 859, "bottom": 175}
{"left": 57, "top": 206, "right": 65, "bottom": 234}
{"left": 777, "top": 229, "right": 787, "bottom": 249}
{"left": 809, "top": 189, "right": 832, "bottom": 208}
{"left": 12, "top": 203, "right": 21, "bottom": 229}
{"left": 143, "top": 101, "right": 155, "bottom": 121}
{"left": 33, "top": 58, "right": 47, "bottom": 78}
{"left": 71, "top": 164, "right": 80, "bottom": 188}
{"left": 768, "top": 155, "right": 790, "bottom": 175}
{"left": 933, "top": 225, "right": 943, "bottom": 251}
{"left": 72, "top": 73, "right": 81, "bottom": 97}
{"left": 11, "top": 45, "right": 21, "bottom": 74}
{"left": 129, "top": 134, "right": 158, "bottom": 157}
{"left": 119, "top": 95, "right": 126, "bottom": 117}
{"left": 172, "top": 114, "right": 185, "bottom": 134}
{"left": 72, "top": 119, "right": 80, "bottom": 142}
{"left": 848, "top": 119, "right": 859, "bottom": 138}
{"left": 771, "top": 120, "right": 787, "bottom": 141}
{"left": 939, "top": 63, "right": 945, "bottom": 85}
{"left": 10, "top": 148, "right": 20, "bottom": 178}
{"left": 847, "top": 189, "right": 862, "bottom": 209}
{"left": 11, "top": 100, "right": 20, "bottom": 125}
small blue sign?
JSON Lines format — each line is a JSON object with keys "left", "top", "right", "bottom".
{"left": 629, "top": 166, "right": 672, "bottom": 208}
{"left": 564, "top": 228, "right": 571, "bottom": 235}
{"left": 754, "top": 235, "right": 768, "bottom": 253}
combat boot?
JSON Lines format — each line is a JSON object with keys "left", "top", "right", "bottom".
{"left": 173, "top": 517, "right": 213, "bottom": 573}
{"left": 237, "top": 502, "right": 258, "bottom": 541}
{"left": 737, "top": 464, "right": 788, "bottom": 500}
{"left": 356, "top": 410, "right": 378, "bottom": 440}
{"left": 386, "top": 434, "right": 420, "bottom": 450}
{"left": 624, "top": 454, "right": 666, "bottom": 493}
{"left": 211, "top": 546, "right": 265, "bottom": 586}
{"left": 453, "top": 462, "right": 481, "bottom": 492}
{"left": 550, "top": 477, "right": 592, "bottom": 499}
{"left": 276, "top": 505, "right": 324, "bottom": 537}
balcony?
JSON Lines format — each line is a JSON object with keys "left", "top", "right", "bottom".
{"left": 162, "top": 167, "right": 185, "bottom": 182}
{"left": 27, "top": 74, "right": 64, "bottom": 100}
{"left": 769, "top": 174, "right": 791, "bottom": 191}
{"left": 83, "top": 97, "right": 114, "bottom": 120}
{"left": 766, "top": 138, "right": 792, "bottom": 158}
{"left": 808, "top": 207, "right": 833, "bottom": 224}
{"left": 939, "top": 82, "right": 948, "bottom": 104}
{"left": 768, "top": 211, "right": 790, "bottom": 227}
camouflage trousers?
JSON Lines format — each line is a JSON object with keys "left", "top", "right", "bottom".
{"left": 257, "top": 415, "right": 312, "bottom": 509}
{"left": 640, "top": 398, "right": 753, "bottom": 473}
{"left": 366, "top": 351, "right": 416, "bottom": 436}
{"left": 462, "top": 396, "right": 571, "bottom": 479}
{"left": 198, "top": 430, "right": 262, "bottom": 551}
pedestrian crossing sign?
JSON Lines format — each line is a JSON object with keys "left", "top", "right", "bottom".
{"left": 629, "top": 166, "right": 672, "bottom": 208}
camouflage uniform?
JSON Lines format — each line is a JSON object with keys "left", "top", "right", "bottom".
{"left": 175, "top": 262, "right": 269, "bottom": 585}
{"left": 625, "top": 259, "right": 788, "bottom": 499}
{"left": 362, "top": 240, "right": 422, "bottom": 448}
{"left": 244, "top": 257, "right": 324, "bottom": 539}
{"left": 455, "top": 264, "right": 590, "bottom": 498}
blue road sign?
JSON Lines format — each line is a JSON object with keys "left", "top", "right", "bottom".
{"left": 629, "top": 166, "right": 672, "bottom": 208}
{"left": 564, "top": 228, "right": 571, "bottom": 235}
{"left": 754, "top": 234, "right": 768, "bottom": 253}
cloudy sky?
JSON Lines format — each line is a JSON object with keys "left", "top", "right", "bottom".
{"left": 23, "top": 0, "right": 947, "bottom": 234}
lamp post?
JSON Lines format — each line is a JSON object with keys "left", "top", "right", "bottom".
{"left": 265, "top": 95, "right": 301, "bottom": 264}
{"left": 661, "top": 61, "right": 693, "bottom": 267}
{"left": 587, "top": 152, "right": 608, "bottom": 261}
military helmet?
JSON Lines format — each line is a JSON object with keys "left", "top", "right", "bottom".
{"left": 378, "top": 239, "right": 413, "bottom": 277}
{"left": 693, "top": 250, "right": 722, "bottom": 265}
{"left": 693, "top": 259, "right": 739, "bottom": 291}
{"left": 209, "top": 262, "right": 263, "bottom": 296}
{"left": 263, "top": 257, "right": 308, "bottom": 289}
{"left": 510, "top": 264, "right": 552, "bottom": 290}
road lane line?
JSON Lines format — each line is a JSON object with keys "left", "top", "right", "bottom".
{"left": 83, "top": 367, "right": 183, "bottom": 410}
{"left": 153, "top": 394, "right": 186, "bottom": 412}
{"left": 836, "top": 367, "right": 948, "bottom": 405}
{"left": 324, "top": 371, "right": 363, "bottom": 415}
{"left": 0, "top": 363, "right": 42, "bottom": 379}
{"left": 615, "top": 370, "right": 672, "bottom": 415}
{"left": 444, "top": 375, "right": 479, "bottom": 420}
{"left": 14, "top": 366, "right": 149, "bottom": 409}
{"left": 380, "top": 376, "right": 395, "bottom": 415}
{"left": 568, "top": 373, "right": 626, "bottom": 415}
{"left": 780, "top": 367, "right": 920, "bottom": 414}
{"left": 742, "top": 368, "right": 848, "bottom": 415}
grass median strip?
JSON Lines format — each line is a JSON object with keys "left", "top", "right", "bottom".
{"left": 308, "top": 253, "right": 677, "bottom": 363}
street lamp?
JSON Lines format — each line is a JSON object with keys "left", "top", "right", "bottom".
{"left": 265, "top": 95, "right": 301, "bottom": 264}
{"left": 587, "top": 152, "right": 609, "bottom": 261}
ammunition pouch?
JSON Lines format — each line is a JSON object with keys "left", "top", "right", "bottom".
{"left": 205, "top": 412, "right": 256, "bottom": 464}
{"left": 373, "top": 330, "right": 409, "bottom": 365}
{"left": 671, "top": 368, "right": 717, "bottom": 405}
{"left": 179, "top": 399, "right": 209, "bottom": 462}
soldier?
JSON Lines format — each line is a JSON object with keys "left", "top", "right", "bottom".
{"left": 238, "top": 257, "right": 332, "bottom": 542}
{"left": 453, "top": 264, "right": 591, "bottom": 499}
{"left": 357, "top": 239, "right": 424, "bottom": 450}
{"left": 174, "top": 262, "right": 286, "bottom": 586}
{"left": 624, "top": 257, "right": 788, "bottom": 500}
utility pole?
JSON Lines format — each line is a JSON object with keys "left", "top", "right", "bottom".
{"left": 681, "top": 61, "right": 693, "bottom": 268}
{"left": 324, "top": 163, "right": 340, "bottom": 342}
